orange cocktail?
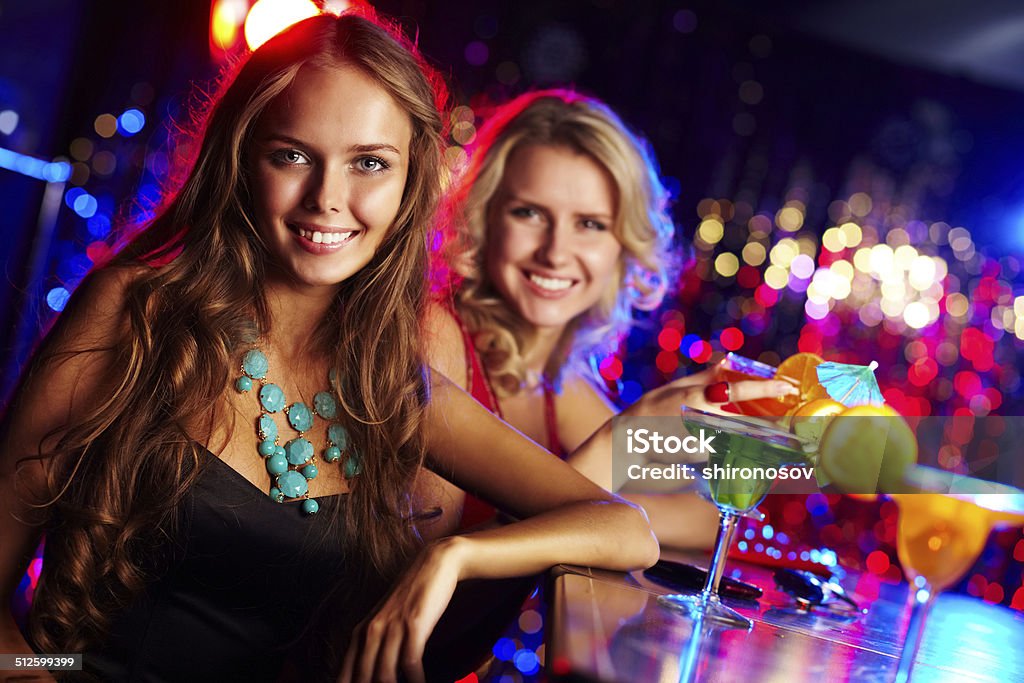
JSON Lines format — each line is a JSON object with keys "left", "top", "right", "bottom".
{"left": 889, "top": 468, "right": 1024, "bottom": 683}
{"left": 892, "top": 492, "right": 1024, "bottom": 592}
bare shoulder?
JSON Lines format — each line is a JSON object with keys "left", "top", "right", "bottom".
{"left": 556, "top": 370, "right": 617, "bottom": 452}
{"left": 2, "top": 264, "right": 146, "bottom": 469}
{"left": 422, "top": 301, "right": 469, "bottom": 390}
{"left": 52, "top": 264, "right": 144, "bottom": 341}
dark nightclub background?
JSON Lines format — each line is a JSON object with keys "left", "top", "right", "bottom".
{"left": 3, "top": 0, "right": 1024, "bottom": 675}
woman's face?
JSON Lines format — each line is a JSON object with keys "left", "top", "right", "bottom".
{"left": 250, "top": 64, "right": 412, "bottom": 291}
{"left": 486, "top": 144, "right": 622, "bottom": 332}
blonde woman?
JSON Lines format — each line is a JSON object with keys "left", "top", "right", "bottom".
{"left": 427, "top": 90, "right": 796, "bottom": 547}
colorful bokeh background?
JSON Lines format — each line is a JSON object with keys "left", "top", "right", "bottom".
{"left": 2, "top": 1, "right": 1024, "bottom": 680}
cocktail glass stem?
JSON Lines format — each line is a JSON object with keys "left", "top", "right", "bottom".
{"left": 703, "top": 509, "right": 739, "bottom": 598}
{"left": 894, "top": 581, "right": 936, "bottom": 683}
{"left": 657, "top": 507, "right": 752, "bottom": 630}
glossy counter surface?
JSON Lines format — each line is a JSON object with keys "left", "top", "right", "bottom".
{"left": 547, "top": 555, "right": 1024, "bottom": 682}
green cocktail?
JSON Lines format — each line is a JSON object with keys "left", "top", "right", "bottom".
{"left": 661, "top": 408, "right": 813, "bottom": 629}
{"left": 687, "top": 412, "right": 811, "bottom": 512}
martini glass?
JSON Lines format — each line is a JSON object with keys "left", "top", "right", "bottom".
{"left": 890, "top": 466, "right": 1024, "bottom": 683}
{"left": 658, "top": 407, "right": 813, "bottom": 629}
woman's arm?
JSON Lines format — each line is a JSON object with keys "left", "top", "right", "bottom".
{"left": 558, "top": 369, "right": 796, "bottom": 549}
{"left": 411, "top": 303, "right": 472, "bottom": 539}
{"left": 564, "top": 366, "right": 796, "bottom": 489}
{"left": 554, "top": 373, "right": 716, "bottom": 549}
{"left": 0, "top": 268, "right": 133, "bottom": 662}
{"left": 340, "top": 373, "right": 658, "bottom": 683}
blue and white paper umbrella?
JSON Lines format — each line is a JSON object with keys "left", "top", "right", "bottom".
{"left": 816, "top": 360, "right": 884, "bottom": 407}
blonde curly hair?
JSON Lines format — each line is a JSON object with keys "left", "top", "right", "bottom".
{"left": 450, "top": 90, "right": 677, "bottom": 394}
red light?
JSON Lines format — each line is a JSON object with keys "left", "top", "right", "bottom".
{"left": 983, "top": 583, "right": 1005, "bottom": 604}
{"left": 687, "top": 340, "right": 712, "bottom": 364}
{"left": 1012, "top": 586, "right": 1024, "bottom": 611}
{"left": 599, "top": 356, "right": 623, "bottom": 381}
{"left": 656, "top": 350, "right": 679, "bottom": 374}
{"left": 908, "top": 358, "right": 938, "bottom": 387}
{"left": 967, "top": 573, "right": 987, "bottom": 597}
{"left": 797, "top": 327, "right": 823, "bottom": 355}
{"left": 657, "top": 327, "right": 682, "bottom": 351}
{"left": 953, "top": 371, "right": 982, "bottom": 398}
{"left": 754, "top": 283, "right": 778, "bottom": 307}
{"left": 719, "top": 327, "right": 744, "bottom": 351}
{"left": 737, "top": 265, "right": 761, "bottom": 289}
{"left": 865, "top": 550, "right": 889, "bottom": 574}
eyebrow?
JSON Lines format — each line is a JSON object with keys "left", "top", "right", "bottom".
{"left": 259, "top": 135, "right": 402, "bottom": 156}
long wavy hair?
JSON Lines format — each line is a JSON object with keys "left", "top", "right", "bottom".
{"left": 449, "top": 91, "right": 676, "bottom": 393}
{"left": 23, "top": 10, "right": 448, "bottom": 655}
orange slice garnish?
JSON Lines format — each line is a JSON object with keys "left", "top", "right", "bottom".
{"left": 735, "top": 352, "right": 825, "bottom": 417}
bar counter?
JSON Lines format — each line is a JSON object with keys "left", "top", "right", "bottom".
{"left": 547, "top": 553, "right": 1023, "bottom": 682}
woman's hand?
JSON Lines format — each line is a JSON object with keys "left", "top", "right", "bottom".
{"left": 627, "top": 363, "right": 797, "bottom": 417}
{"left": 339, "top": 537, "right": 467, "bottom": 683}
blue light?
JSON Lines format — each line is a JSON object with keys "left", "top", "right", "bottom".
{"left": 43, "top": 161, "right": 71, "bottom": 182}
{"left": 118, "top": 108, "right": 145, "bottom": 135}
{"left": 754, "top": 543, "right": 764, "bottom": 552}
{"left": 810, "top": 549, "right": 821, "bottom": 563}
{"left": 492, "top": 637, "right": 515, "bottom": 661}
{"left": 787, "top": 551, "right": 797, "bottom": 560}
{"left": 800, "top": 551, "right": 810, "bottom": 561}
{"left": 744, "top": 528, "right": 755, "bottom": 540}
{"left": 87, "top": 214, "right": 112, "bottom": 238}
{"left": 46, "top": 287, "right": 70, "bottom": 312}
{"left": 820, "top": 549, "right": 838, "bottom": 567}
{"left": 805, "top": 493, "right": 829, "bottom": 516}
{"left": 762, "top": 524, "right": 774, "bottom": 540}
{"left": 73, "top": 193, "right": 98, "bottom": 218}
{"left": 65, "top": 187, "right": 85, "bottom": 209}
{"left": 0, "top": 146, "right": 71, "bottom": 182}
{"left": 680, "top": 333, "right": 700, "bottom": 352}
{"left": 620, "top": 380, "right": 642, "bottom": 404}
{"left": 776, "top": 532, "right": 790, "bottom": 545}
{"left": 738, "top": 541, "right": 748, "bottom": 552}
{"left": 513, "top": 649, "right": 540, "bottom": 675}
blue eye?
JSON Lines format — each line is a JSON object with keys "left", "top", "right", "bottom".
{"left": 269, "top": 149, "right": 310, "bottom": 166}
{"left": 510, "top": 207, "right": 541, "bottom": 219}
{"left": 356, "top": 156, "right": 389, "bottom": 173}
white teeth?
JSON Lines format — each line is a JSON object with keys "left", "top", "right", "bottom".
{"left": 295, "top": 228, "right": 356, "bottom": 245}
{"left": 529, "top": 273, "right": 573, "bottom": 291}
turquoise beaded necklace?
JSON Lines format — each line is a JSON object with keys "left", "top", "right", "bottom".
{"left": 235, "top": 348, "right": 361, "bottom": 515}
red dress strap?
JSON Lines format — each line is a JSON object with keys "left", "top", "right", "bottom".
{"left": 541, "top": 378, "right": 565, "bottom": 459}
{"left": 452, "top": 309, "right": 502, "bottom": 417}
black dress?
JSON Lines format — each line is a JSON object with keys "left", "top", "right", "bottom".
{"left": 69, "top": 452, "right": 348, "bottom": 682}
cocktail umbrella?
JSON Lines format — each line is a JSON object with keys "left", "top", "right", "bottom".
{"left": 816, "top": 361, "right": 884, "bottom": 407}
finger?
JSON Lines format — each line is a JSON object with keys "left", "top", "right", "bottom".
{"left": 727, "top": 379, "right": 798, "bottom": 403}
{"left": 400, "top": 624, "right": 428, "bottom": 683}
{"left": 339, "top": 626, "right": 361, "bottom": 683}
{"left": 374, "top": 621, "right": 406, "bottom": 683}
{"left": 357, "top": 618, "right": 386, "bottom": 683}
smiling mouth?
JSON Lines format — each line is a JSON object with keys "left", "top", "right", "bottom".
{"left": 526, "top": 271, "right": 576, "bottom": 292}
{"left": 291, "top": 225, "right": 359, "bottom": 246}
